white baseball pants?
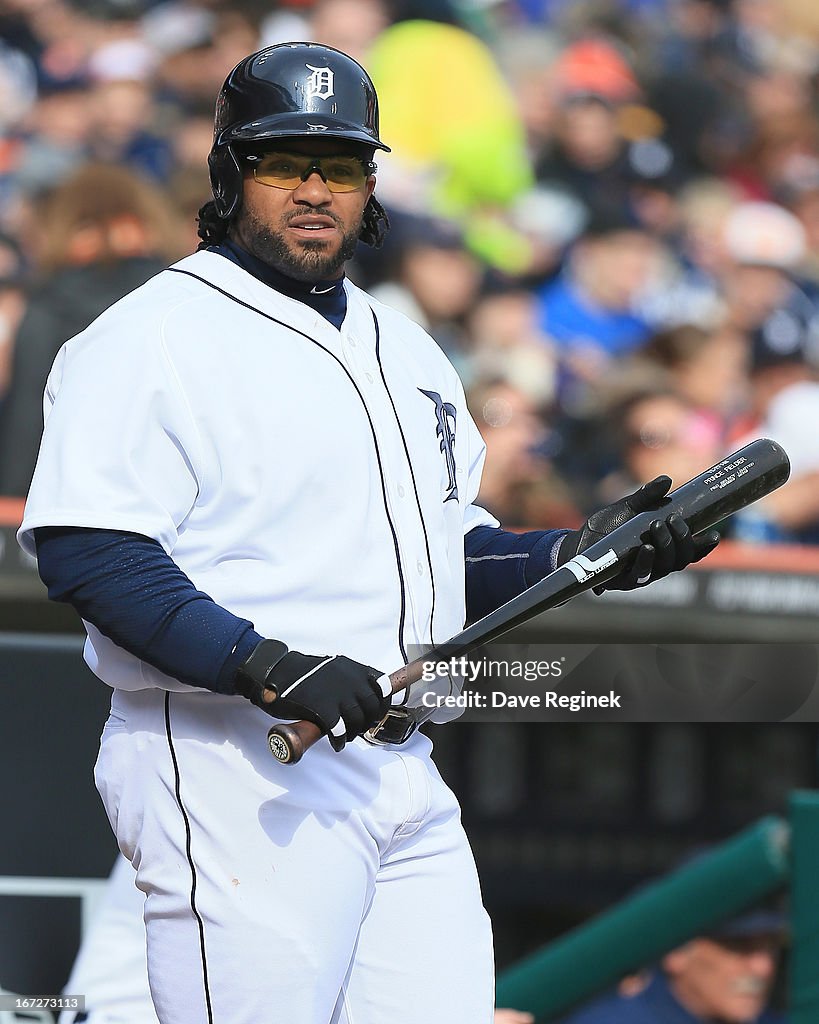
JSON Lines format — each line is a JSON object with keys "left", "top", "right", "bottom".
{"left": 94, "top": 687, "right": 494, "bottom": 1024}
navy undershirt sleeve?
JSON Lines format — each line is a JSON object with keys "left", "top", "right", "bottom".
{"left": 34, "top": 527, "right": 263, "bottom": 694}
{"left": 464, "top": 525, "right": 569, "bottom": 623}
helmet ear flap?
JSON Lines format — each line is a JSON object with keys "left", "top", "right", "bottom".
{"left": 209, "top": 144, "right": 244, "bottom": 220}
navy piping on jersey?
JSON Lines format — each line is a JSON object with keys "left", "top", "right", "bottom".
{"left": 370, "top": 308, "right": 438, "bottom": 653}
{"left": 165, "top": 266, "right": 409, "bottom": 663}
{"left": 164, "top": 692, "right": 214, "bottom": 1024}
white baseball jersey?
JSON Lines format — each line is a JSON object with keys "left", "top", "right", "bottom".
{"left": 19, "top": 250, "right": 497, "bottom": 691}
{"left": 19, "top": 251, "right": 498, "bottom": 1023}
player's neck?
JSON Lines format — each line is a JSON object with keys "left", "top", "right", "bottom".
{"left": 209, "top": 240, "right": 348, "bottom": 330}
{"left": 218, "top": 239, "right": 344, "bottom": 292}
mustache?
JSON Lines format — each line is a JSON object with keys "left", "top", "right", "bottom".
{"left": 283, "top": 210, "right": 343, "bottom": 227}
{"left": 732, "top": 977, "right": 769, "bottom": 996}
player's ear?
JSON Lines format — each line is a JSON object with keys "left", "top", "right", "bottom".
{"left": 662, "top": 944, "right": 693, "bottom": 977}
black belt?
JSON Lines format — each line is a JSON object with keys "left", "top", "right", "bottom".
{"left": 364, "top": 706, "right": 424, "bottom": 746}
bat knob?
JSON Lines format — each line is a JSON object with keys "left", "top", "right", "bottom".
{"left": 267, "top": 723, "right": 307, "bottom": 764}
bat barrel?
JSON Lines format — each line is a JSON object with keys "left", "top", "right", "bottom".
{"left": 565, "top": 438, "right": 791, "bottom": 585}
{"left": 663, "top": 438, "right": 790, "bottom": 535}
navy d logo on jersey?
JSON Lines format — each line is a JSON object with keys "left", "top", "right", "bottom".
{"left": 420, "top": 389, "right": 458, "bottom": 502}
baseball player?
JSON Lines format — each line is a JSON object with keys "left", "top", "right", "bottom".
{"left": 18, "top": 43, "right": 717, "bottom": 1024}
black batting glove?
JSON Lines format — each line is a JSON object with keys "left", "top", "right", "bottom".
{"left": 234, "top": 641, "right": 391, "bottom": 751}
{"left": 558, "top": 476, "right": 720, "bottom": 593}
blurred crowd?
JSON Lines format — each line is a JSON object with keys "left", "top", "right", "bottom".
{"left": 1, "top": 0, "right": 819, "bottom": 544}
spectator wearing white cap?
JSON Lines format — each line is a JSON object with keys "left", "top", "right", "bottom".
{"left": 731, "top": 294, "right": 819, "bottom": 543}
{"left": 719, "top": 200, "right": 814, "bottom": 333}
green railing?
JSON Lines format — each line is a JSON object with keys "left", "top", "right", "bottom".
{"left": 789, "top": 791, "right": 819, "bottom": 1024}
{"left": 495, "top": 814, "right": 792, "bottom": 1021}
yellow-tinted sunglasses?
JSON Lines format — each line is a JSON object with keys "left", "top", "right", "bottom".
{"left": 247, "top": 151, "right": 376, "bottom": 193}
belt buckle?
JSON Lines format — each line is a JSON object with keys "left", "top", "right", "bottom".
{"left": 364, "top": 707, "right": 419, "bottom": 746}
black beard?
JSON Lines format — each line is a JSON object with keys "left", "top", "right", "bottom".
{"left": 234, "top": 206, "right": 361, "bottom": 282}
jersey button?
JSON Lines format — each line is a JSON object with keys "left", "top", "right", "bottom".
{"left": 398, "top": 485, "right": 406, "bottom": 498}
{"left": 416, "top": 560, "right": 424, "bottom": 575}
{"left": 349, "top": 337, "right": 357, "bottom": 347}
{"left": 365, "top": 372, "right": 374, "bottom": 383}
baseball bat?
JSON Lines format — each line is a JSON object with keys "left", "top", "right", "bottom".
{"left": 267, "top": 438, "right": 790, "bottom": 764}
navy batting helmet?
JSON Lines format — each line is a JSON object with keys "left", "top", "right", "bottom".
{"left": 208, "top": 42, "right": 390, "bottom": 220}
